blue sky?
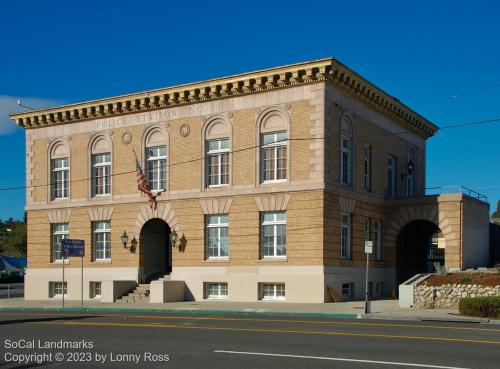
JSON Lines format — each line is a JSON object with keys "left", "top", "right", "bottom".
{"left": 0, "top": 0, "right": 499, "bottom": 220}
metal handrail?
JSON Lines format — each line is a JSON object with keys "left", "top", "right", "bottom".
{"left": 425, "top": 185, "right": 488, "bottom": 202}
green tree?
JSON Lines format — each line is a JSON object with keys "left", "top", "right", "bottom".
{"left": 0, "top": 218, "right": 27, "bottom": 257}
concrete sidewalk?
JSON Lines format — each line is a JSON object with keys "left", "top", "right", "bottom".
{"left": 1, "top": 297, "right": 495, "bottom": 323}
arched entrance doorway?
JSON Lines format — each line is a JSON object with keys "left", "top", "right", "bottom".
{"left": 139, "top": 218, "right": 172, "bottom": 283}
{"left": 396, "top": 220, "right": 444, "bottom": 284}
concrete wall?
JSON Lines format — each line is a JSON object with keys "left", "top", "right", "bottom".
{"left": 461, "top": 197, "right": 490, "bottom": 268}
{"left": 24, "top": 267, "right": 138, "bottom": 301}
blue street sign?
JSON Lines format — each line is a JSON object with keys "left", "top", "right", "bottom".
{"left": 62, "top": 239, "right": 85, "bottom": 257}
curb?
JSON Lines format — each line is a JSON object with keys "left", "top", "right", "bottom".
{"left": 0, "top": 306, "right": 358, "bottom": 320}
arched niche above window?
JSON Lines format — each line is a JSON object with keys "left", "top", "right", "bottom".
{"left": 145, "top": 129, "right": 166, "bottom": 147}
{"left": 340, "top": 114, "right": 353, "bottom": 136}
{"left": 259, "top": 108, "right": 288, "bottom": 133}
{"left": 91, "top": 136, "right": 111, "bottom": 154}
{"left": 50, "top": 141, "right": 69, "bottom": 159}
{"left": 206, "top": 120, "right": 228, "bottom": 140}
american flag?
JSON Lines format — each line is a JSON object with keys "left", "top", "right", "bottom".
{"left": 134, "top": 151, "right": 156, "bottom": 209}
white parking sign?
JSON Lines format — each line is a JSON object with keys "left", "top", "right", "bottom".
{"left": 364, "top": 240, "right": 373, "bottom": 254}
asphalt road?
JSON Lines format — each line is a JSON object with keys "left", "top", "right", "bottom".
{"left": 0, "top": 310, "right": 499, "bottom": 368}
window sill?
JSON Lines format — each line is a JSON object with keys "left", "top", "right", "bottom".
{"left": 204, "top": 258, "right": 229, "bottom": 263}
{"left": 207, "top": 184, "right": 230, "bottom": 189}
{"left": 92, "top": 259, "right": 111, "bottom": 264}
{"left": 51, "top": 260, "right": 69, "bottom": 265}
{"left": 262, "top": 180, "right": 287, "bottom": 185}
{"left": 51, "top": 198, "right": 69, "bottom": 202}
{"left": 260, "top": 256, "right": 287, "bottom": 262}
{"left": 261, "top": 297, "right": 285, "bottom": 302}
{"left": 91, "top": 194, "right": 112, "bottom": 199}
{"left": 205, "top": 296, "right": 228, "bottom": 300}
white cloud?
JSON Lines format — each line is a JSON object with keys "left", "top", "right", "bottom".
{"left": 0, "top": 95, "right": 64, "bottom": 135}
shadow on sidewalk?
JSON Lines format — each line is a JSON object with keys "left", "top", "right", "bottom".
{"left": 0, "top": 315, "right": 101, "bottom": 326}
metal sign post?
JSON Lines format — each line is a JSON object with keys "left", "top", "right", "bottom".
{"left": 62, "top": 239, "right": 85, "bottom": 308}
{"left": 62, "top": 253, "right": 65, "bottom": 309}
{"left": 364, "top": 240, "right": 373, "bottom": 314}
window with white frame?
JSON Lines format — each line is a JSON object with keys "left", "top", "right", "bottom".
{"left": 50, "top": 281, "right": 67, "bottom": 298}
{"left": 262, "top": 132, "right": 287, "bottom": 182}
{"left": 342, "top": 282, "right": 354, "bottom": 299}
{"left": 261, "top": 283, "right": 285, "bottom": 300}
{"left": 261, "top": 212, "right": 286, "bottom": 258}
{"left": 341, "top": 213, "right": 351, "bottom": 260}
{"left": 93, "top": 221, "right": 111, "bottom": 261}
{"left": 146, "top": 145, "right": 167, "bottom": 192}
{"left": 207, "top": 139, "right": 230, "bottom": 187}
{"left": 341, "top": 137, "right": 352, "bottom": 185}
{"left": 206, "top": 214, "right": 229, "bottom": 259}
{"left": 90, "top": 281, "right": 102, "bottom": 298}
{"left": 387, "top": 155, "right": 397, "bottom": 197}
{"left": 363, "top": 145, "right": 372, "bottom": 191}
{"left": 92, "top": 153, "right": 111, "bottom": 196}
{"left": 206, "top": 283, "right": 228, "bottom": 299}
{"left": 51, "top": 223, "right": 68, "bottom": 262}
{"left": 373, "top": 220, "right": 381, "bottom": 260}
{"left": 51, "top": 158, "right": 69, "bottom": 199}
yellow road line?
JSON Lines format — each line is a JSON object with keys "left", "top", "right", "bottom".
{"left": 2, "top": 311, "right": 499, "bottom": 333}
{"left": 31, "top": 321, "right": 500, "bottom": 345}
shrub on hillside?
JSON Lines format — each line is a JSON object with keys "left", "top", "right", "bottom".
{"left": 458, "top": 297, "right": 500, "bottom": 318}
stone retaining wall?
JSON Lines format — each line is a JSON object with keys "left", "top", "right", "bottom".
{"left": 414, "top": 283, "right": 500, "bottom": 309}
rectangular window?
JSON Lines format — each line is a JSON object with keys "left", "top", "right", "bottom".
{"left": 363, "top": 145, "right": 372, "bottom": 191}
{"left": 51, "top": 158, "right": 69, "bottom": 199}
{"left": 206, "top": 283, "right": 228, "bottom": 299}
{"left": 50, "top": 281, "right": 67, "bottom": 298}
{"left": 261, "top": 283, "right": 285, "bottom": 300}
{"left": 387, "top": 155, "right": 396, "bottom": 197}
{"left": 146, "top": 145, "right": 167, "bottom": 192}
{"left": 90, "top": 281, "right": 102, "bottom": 298}
{"left": 51, "top": 223, "right": 68, "bottom": 262}
{"left": 206, "top": 214, "right": 229, "bottom": 259}
{"left": 342, "top": 282, "right": 354, "bottom": 299}
{"left": 93, "top": 221, "right": 111, "bottom": 261}
{"left": 207, "top": 139, "right": 230, "bottom": 187}
{"left": 340, "top": 213, "right": 351, "bottom": 260}
{"left": 262, "top": 132, "right": 287, "bottom": 182}
{"left": 364, "top": 218, "right": 371, "bottom": 243}
{"left": 373, "top": 220, "right": 381, "bottom": 260}
{"left": 261, "top": 212, "right": 287, "bottom": 258}
{"left": 92, "top": 153, "right": 111, "bottom": 196}
{"left": 341, "top": 137, "right": 352, "bottom": 185}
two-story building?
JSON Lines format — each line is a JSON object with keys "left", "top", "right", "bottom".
{"left": 10, "top": 58, "right": 490, "bottom": 303}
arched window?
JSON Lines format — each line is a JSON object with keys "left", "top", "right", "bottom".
{"left": 90, "top": 136, "right": 112, "bottom": 197}
{"left": 258, "top": 108, "right": 289, "bottom": 183}
{"left": 49, "top": 141, "right": 70, "bottom": 200}
{"left": 406, "top": 149, "right": 416, "bottom": 197}
{"left": 204, "top": 118, "right": 230, "bottom": 187}
{"left": 144, "top": 128, "right": 167, "bottom": 193}
{"left": 340, "top": 114, "right": 353, "bottom": 186}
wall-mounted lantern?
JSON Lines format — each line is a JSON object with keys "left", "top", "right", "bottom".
{"left": 130, "top": 236, "right": 138, "bottom": 253}
{"left": 121, "top": 230, "right": 129, "bottom": 248}
{"left": 169, "top": 230, "right": 179, "bottom": 249}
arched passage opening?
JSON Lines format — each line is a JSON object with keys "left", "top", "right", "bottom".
{"left": 396, "top": 220, "right": 444, "bottom": 284}
{"left": 139, "top": 218, "right": 172, "bottom": 283}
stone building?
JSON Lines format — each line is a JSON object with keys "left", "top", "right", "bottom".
{"left": 10, "top": 58, "right": 490, "bottom": 303}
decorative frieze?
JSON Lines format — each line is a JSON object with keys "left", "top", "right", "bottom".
{"left": 339, "top": 197, "right": 356, "bottom": 214}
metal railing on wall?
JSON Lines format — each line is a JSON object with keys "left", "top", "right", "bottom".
{"left": 425, "top": 185, "right": 488, "bottom": 202}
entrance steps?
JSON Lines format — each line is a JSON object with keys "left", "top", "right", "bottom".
{"left": 115, "top": 275, "right": 171, "bottom": 304}
{"left": 116, "top": 284, "right": 150, "bottom": 304}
